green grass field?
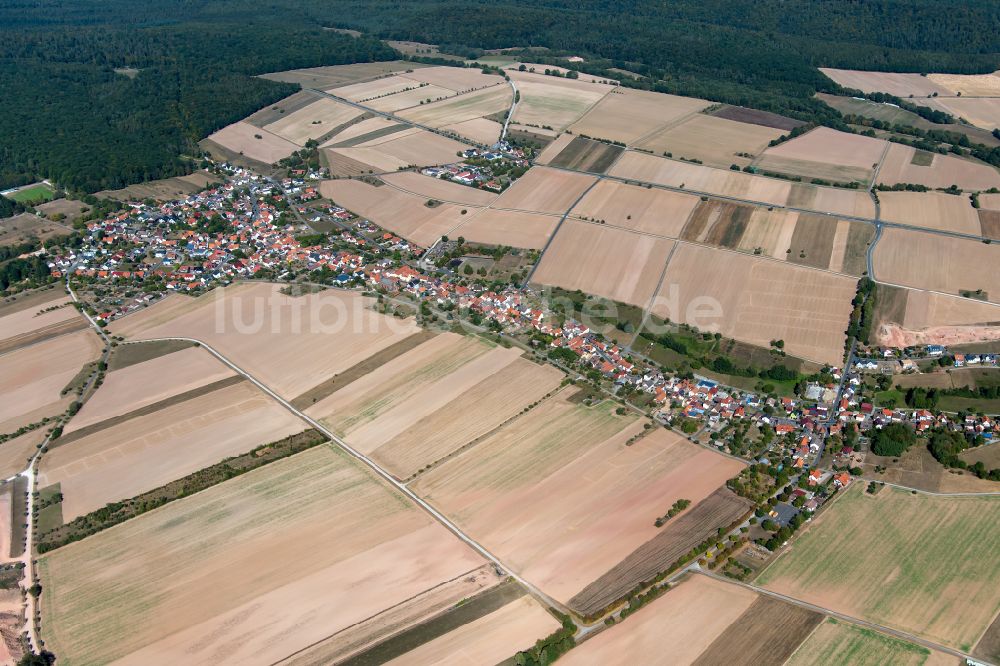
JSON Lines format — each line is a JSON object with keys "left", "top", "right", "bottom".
{"left": 9, "top": 183, "right": 55, "bottom": 203}
{"left": 786, "top": 618, "right": 935, "bottom": 666}
{"left": 758, "top": 485, "right": 1000, "bottom": 651}
{"left": 938, "top": 396, "right": 1000, "bottom": 415}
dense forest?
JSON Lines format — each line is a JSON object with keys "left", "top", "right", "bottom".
{"left": 2, "top": 0, "right": 999, "bottom": 193}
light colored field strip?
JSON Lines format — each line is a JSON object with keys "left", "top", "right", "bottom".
{"left": 522, "top": 178, "right": 603, "bottom": 286}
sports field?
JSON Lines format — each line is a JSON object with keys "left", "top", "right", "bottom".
{"left": 758, "top": 485, "right": 1000, "bottom": 651}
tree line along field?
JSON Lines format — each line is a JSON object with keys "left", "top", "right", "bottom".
{"left": 757, "top": 484, "right": 1000, "bottom": 653}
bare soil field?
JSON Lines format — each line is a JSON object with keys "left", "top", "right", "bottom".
{"left": 637, "top": 114, "right": 784, "bottom": 168}
{"left": 263, "top": 97, "right": 363, "bottom": 146}
{"left": 980, "top": 209, "right": 1000, "bottom": 240}
{"left": 321, "top": 178, "right": 478, "bottom": 246}
{"left": 655, "top": 243, "right": 857, "bottom": 365}
{"left": 203, "top": 121, "right": 299, "bottom": 164}
{"left": 0, "top": 429, "right": 44, "bottom": 479}
{"left": 818, "top": 68, "right": 952, "bottom": 97}
{"left": 562, "top": 574, "right": 756, "bottom": 665}
{"left": 981, "top": 193, "right": 1000, "bottom": 210}
{"left": 65, "top": 346, "right": 235, "bottom": 433}
{"left": 97, "top": 170, "right": 222, "bottom": 203}
{"left": 0, "top": 486, "right": 11, "bottom": 561}
{"left": 492, "top": 166, "right": 597, "bottom": 214}
{"left": 755, "top": 127, "right": 885, "bottom": 184}
{"left": 680, "top": 201, "right": 754, "bottom": 248}
{"left": 398, "top": 84, "right": 512, "bottom": 129}
{"left": 533, "top": 132, "right": 576, "bottom": 165}
{"left": 930, "top": 97, "right": 1000, "bottom": 131}
{"left": 928, "top": 71, "right": 1000, "bottom": 96}
{"left": 547, "top": 137, "right": 624, "bottom": 173}
{"left": 380, "top": 171, "right": 498, "bottom": 206}
{"left": 758, "top": 485, "right": 1000, "bottom": 651}
{"left": 260, "top": 61, "right": 429, "bottom": 90}
{"left": 452, "top": 208, "right": 560, "bottom": 249}
{"left": 508, "top": 69, "right": 612, "bottom": 131}
{"left": 440, "top": 117, "right": 504, "bottom": 144}
{"left": 414, "top": 411, "right": 743, "bottom": 606}
{"left": 569, "top": 88, "right": 710, "bottom": 145}
{"left": 383, "top": 595, "right": 559, "bottom": 665}
{"left": 827, "top": 220, "right": 874, "bottom": 275}
{"left": 878, "top": 191, "right": 983, "bottom": 234}
{"left": 0, "top": 329, "right": 101, "bottom": 434}
{"left": 709, "top": 105, "right": 806, "bottom": 131}
{"left": 573, "top": 180, "right": 699, "bottom": 236}
{"left": 960, "top": 442, "right": 1000, "bottom": 469}
{"left": 0, "top": 212, "right": 72, "bottom": 248}
{"left": 38, "top": 380, "right": 305, "bottom": 520}
{"left": 786, "top": 213, "right": 840, "bottom": 270}
{"left": 786, "top": 618, "right": 952, "bottom": 666}
{"left": 109, "top": 283, "right": 420, "bottom": 400}
{"left": 33, "top": 198, "right": 90, "bottom": 223}
{"left": 874, "top": 289, "right": 1000, "bottom": 349}
{"left": 37, "top": 444, "right": 485, "bottom": 665}
{"left": 333, "top": 129, "right": 468, "bottom": 172}
{"left": 873, "top": 228, "right": 1000, "bottom": 303}
{"left": 876, "top": 143, "right": 1000, "bottom": 191}
{"left": 531, "top": 221, "right": 675, "bottom": 308}
{"left": 568, "top": 487, "right": 753, "bottom": 616}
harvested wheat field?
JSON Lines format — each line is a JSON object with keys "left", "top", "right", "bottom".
{"left": 384, "top": 595, "right": 560, "bottom": 666}
{"left": 321, "top": 116, "right": 401, "bottom": 146}
{"left": 878, "top": 191, "right": 982, "bottom": 234}
{"left": 65, "top": 345, "right": 235, "bottom": 433}
{"left": 398, "top": 85, "right": 512, "bottom": 128}
{"left": 545, "top": 137, "right": 624, "bottom": 173}
{"left": 534, "top": 132, "right": 576, "bottom": 166}
{"left": 0, "top": 429, "right": 44, "bottom": 479}
{"left": 562, "top": 575, "right": 756, "bottom": 665}
{"left": 321, "top": 179, "right": 477, "bottom": 246}
{"left": 38, "top": 380, "right": 305, "bottom": 520}
{"left": 204, "top": 122, "right": 299, "bottom": 164}
{"left": 788, "top": 181, "right": 878, "bottom": 218}
{"left": 330, "top": 129, "right": 468, "bottom": 173}
{"left": 680, "top": 200, "right": 755, "bottom": 248}
{"left": 873, "top": 228, "right": 1000, "bottom": 302}
{"left": 787, "top": 618, "right": 957, "bottom": 666}
{"left": 876, "top": 143, "right": 1000, "bottom": 191}
{"left": 413, "top": 407, "right": 744, "bottom": 605}
{"left": 492, "top": 167, "right": 597, "bottom": 214}
{"left": 981, "top": 193, "right": 1000, "bottom": 211}
{"left": 0, "top": 294, "right": 79, "bottom": 348}
{"left": 0, "top": 330, "right": 101, "bottom": 433}
{"left": 928, "top": 71, "right": 1000, "bottom": 96}
{"left": 759, "top": 485, "right": 1000, "bottom": 651}
{"left": 532, "top": 221, "right": 675, "bottom": 308}
{"left": 735, "top": 207, "right": 801, "bottom": 259}
{"left": 508, "top": 69, "right": 612, "bottom": 130}
{"left": 402, "top": 66, "right": 503, "bottom": 92}
{"left": 262, "top": 97, "right": 362, "bottom": 145}
{"left": 110, "top": 283, "right": 420, "bottom": 400}
{"left": 930, "top": 97, "right": 1000, "bottom": 131}
{"left": 637, "top": 114, "right": 784, "bottom": 169}
{"left": 440, "top": 117, "right": 504, "bottom": 144}
{"left": 755, "top": 127, "right": 886, "bottom": 184}
{"left": 307, "top": 333, "right": 563, "bottom": 478}
{"left": 569, "top": 88, "right": 710, "bottom": 145}
{"left": 37, "top": 445, "right": 485, "bottom": 665}
{"left": 327, "top": 75, "right": 422, "bottom": 102}
{"left": 818, "top": 69, "right": 951, "bottom": 97}
{"left": 573, "top": 180, "right": 699, "bottom": 236}
{"left": 654, "top": 244, "right": 857, "bottom": 365}
{"left": 261, "top": 61, "right": 429, "bottom": 90}
{"left": 453, "top": 208, "right": 560, "bottom": 249}
{"left": 364, "top": 85, "right": 457, "bottom": 112}
{"left": 380, "top": 171, "right": 498, "bottom": 206}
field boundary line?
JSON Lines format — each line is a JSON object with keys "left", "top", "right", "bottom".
{"left": 858, "top": 478, "right": 1000, "bottom": 497}
{"left": 627, "top": 240, "right": 680, "bottom": 350}
{"left": 522, "top": 176, "right": 603, "bottom": 287}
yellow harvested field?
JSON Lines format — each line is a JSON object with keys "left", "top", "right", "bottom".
{"left": 331, "top": 75, "right": 425, "bottom": 101}
{"left": 365, "top": 85, "right": 456, "bottom": 112}
{"left": 878, "top": 191, "right": 982, "bottom": 235}
{"left": 335, "top": 129, "right": 469, "bottom": 171}
{"left": 534, "top": 132, "right": 575, "bottom": 165}
{"left": 398, "top": 85, "right": 512, "bottom": 128}
{"left": 756, "top": 127, "right": 885, "bottom": 183}
{"left": 637, "top": 114, "right": 784, "bottom": 168}
{"left": 453, "top": 208, "right": 560, "bottom": 249}
{"left": 570, "top": 88, "right": 710, "bottom": 145}
{"left": 928, "top": 71, "right": 1000, "bottom": 96}
{"left": 0, "top": 295, "right": 76, "bottom": 344}
{"left": 561, "top": 575, "right": 757, "bottom": 666}
{"left": 38, "top": 445, "right": 485, "bottom": 665}
{"left": 39, "top": 380, "right": 304, "bottom": 520}
{"left": 572, "top": 179, "right": 699, "bottom": 236}
{"left": 320, "top": 117, "right": 400, "bottom": 146}
{"left": 508, "top": 70, "right": 612, "bottom": 131}
{"left": 385, "top": 596, "right": 560, "bottom": 666}
{"left": 380, "top": 171, "right": 498, "bottom": 206}
{"left": 736, "top": 208, "right": 801, "bottom": 259}
{"left": 402, "top": 66, "right": 505, "bottom": 92}
{"left": 204, "top": 121, "right": 299, "bottom": 164}
{"left": 0, "top": 486, "right": 10, "bottom": 559}
{"left": 873, "top": 228, "right": 1000, "bottom": 303}
{"left": 263, "top": 97, "right": 363, "bottom": 146}
{"left": 532, "top": 221, "right": 675, "bottom": 308}
{"left": 491, "top": 166, "right": 597, "bottom": 214}
{"left": 0, "top": 429, "right": 44, "bottom": 479}
{"left": 818, "top": 68, "right": 951, "bottom": 97}
{"left": 930, "top": 96, "right": 1000, "bottom": 131}
{"left": 0, "top": 330, "right": 101, "bottom": 433}
{"left": 980, "top": 193, "right": 1000, "bottom": 210}
{"left": 441, "top": 117, "right": 503, "bottom": 144}
{"left": 413, "top": 405, "right": 743, "bottom": 604}
{"left": 876, "top": 143, "right": 1000, "bottom": 191}
{"left": 655, "top": 244, "right": 857, "bottom": 365}
{"left": 109, "top": 283, "right": 420, "bottom": 400}
{"left": 321, "top": 179, "right": 478, "bottom": 246}
{"left": 65, "top": 346, "right": 235, "bottom": 433}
